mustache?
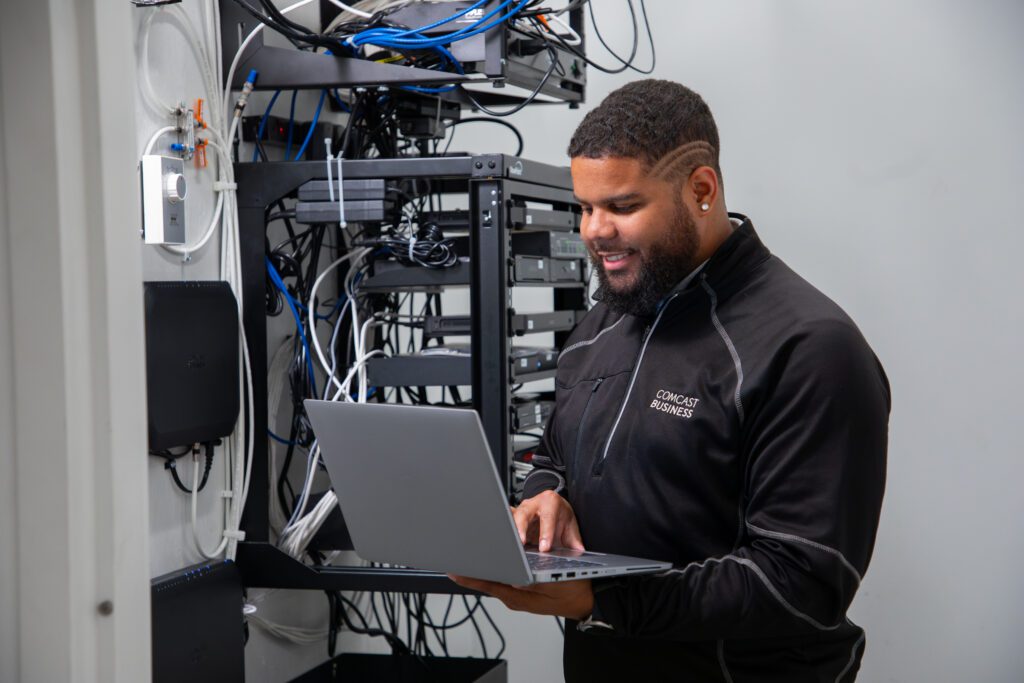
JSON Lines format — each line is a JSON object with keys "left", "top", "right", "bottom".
{"left": 586, "top": 241, "right": 634, "bottom": 253}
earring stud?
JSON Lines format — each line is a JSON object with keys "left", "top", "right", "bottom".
{"left": 700, "top": 202, "right": 710, "bottom": 212}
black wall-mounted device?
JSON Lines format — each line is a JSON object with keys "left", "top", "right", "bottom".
{"left": 151, "top": 560, "right": 245, "bottom": 683}
{"left": 144, "top": 281, "right": 240, "bottom": 450}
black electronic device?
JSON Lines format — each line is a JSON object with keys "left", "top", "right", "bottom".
{"left": 511, "top": 346, "right": 557, "bottom": 374}
{"left": 419, "top": 210, "right": 474, "bottom": 234}
{"left": 550, "top": 257, "right": 584, "bottom": 282}
{"left": 422, "top": 314, "right": 473, "bottom": 337}
{"left": 241, "top": 114, "right": 340, "bottom": 160}
{"left": 144, "top": 281, "right": 240, "bottom": 451}
{"left": 451, "top": 231, "right": 584, "bottom": 259}
{"left": 423, "top": 310, "right": 580, "bottom": 338}
{"left": 294, "top": 199, "right": 392, "bottom": 224}
{"left": 296, "top": 178, "right": 386, "bottom": 201}
{"left": 509, "top": 231, "right": 587, "bottom": 259}
{"left": 511, "top": 394, "right": 555, "bottom": 431}
{"left": 361, "top": 257, "right": 471, "bottom": 290}
{"left": 361, "top": 256, "right": 584, "bottom": 290}
{"left": 431, "top": 207, "right": 581, "bottom": 236}
{"left": 366, "top": 346, "right": 558, "bottom": 387}
{"left": 151, "top": 561, "right": 245, "bottom": 683}
{"left": 514, "top": 255, "right": 548, "bottom": 282}
{"left": 513, "top": 255, "right": 585, "bottom": 283}
{"left": 291, "top": 653, "right": 506, "bottom": 683}
{"left": 508, "top": 206, "right": 580, "bottom": 232}
{"left": 509, "top": 310, "right": 580, "bottom": 335}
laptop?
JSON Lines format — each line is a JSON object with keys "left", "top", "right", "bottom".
{"left": 304, "top": 400, "right": 671, "bottom": 586}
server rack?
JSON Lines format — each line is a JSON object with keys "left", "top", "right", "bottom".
{"left": 235, "top": 154, "right": 585, "bottom": 593}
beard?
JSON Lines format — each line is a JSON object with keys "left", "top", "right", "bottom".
{"left": 590, "top": 198, "right": 701, "bottom": 317}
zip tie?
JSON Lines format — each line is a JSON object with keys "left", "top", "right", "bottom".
{"left": 213, "top": 181, "right": 237, "bottom": 192}
{"left": 336, "top": 154, "right": 347, "bottom": 228}
{"left": 408, "top": 235, "right": 416, "bottom": 264}
{"left": 220, "top": 490, "right": 234, "bottom": 499}
{"left": 222, "top": 530, "right": 246, "bottom": 541}
{"left": 325, "top": 139, "right": 335, "bottom": 203}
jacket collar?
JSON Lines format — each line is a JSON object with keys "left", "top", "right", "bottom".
{"left": 697, "top": 212, "right": 771, "bottom": 294}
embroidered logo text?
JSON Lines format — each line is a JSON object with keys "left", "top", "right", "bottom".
{"left": 650, "top": 389, "right": 699, "bottom": 419}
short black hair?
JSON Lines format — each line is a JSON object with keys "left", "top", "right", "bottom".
{"left": 568, "top": 79, "right": 722, "bottom": 182}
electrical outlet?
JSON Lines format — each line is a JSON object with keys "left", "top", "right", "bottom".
{"left": 140, "top": 155, "right": 186, "bottom": 245}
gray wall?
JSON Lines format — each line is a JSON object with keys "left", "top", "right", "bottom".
{"left": 134, "top": 1, "right": 1023, "bottom": 682}
{"left": 0, "top": 46, "right": 19, "bottom": 683}
{"left": 1, "top": 2, "right": 151, "bottom": 680}
{"left": 498, "top": 1, "right": 1023, "bottom": 680}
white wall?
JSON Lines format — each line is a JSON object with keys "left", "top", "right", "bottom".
{"left": 0, "top": 44, "right": 20, "bottom": 683}
{"left": 0, "top": 1, "right": 151, "bottom": 681}
{"left": 133, "top": 1, "right": 1023, "bottom": 682}
{"left": 454, "top": 1, "right": 1024, "bottom": 680}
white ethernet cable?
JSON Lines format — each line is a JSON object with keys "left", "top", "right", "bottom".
{"left": 326, "top": 0, "right": 373, "bottom": 18}
{"left": 337, "top": 154, "right": 347, "bottom": 228}
{"left": 279, "top": 247, "right": 385, "bottom": 558}
{"left": 248, "top": 612, "right": 329, "bottom": 644}
{"left": 325, "top": 295, "right": 354, "bottom": 400}
{"left": 143, "top": 126, "right": 177, "bottom": 155}
{"left": 516, "top": 12, "right": 581, "bottom": 45}
{"left": 191, "top": 453, "right": 228, "bottom": 558}
{"left": 307, "top": 248, "right": 372, "bottom": 395}
{"left": 267, "top": 337, "right": 298, "bottom": 535}
{"left": 279, "top": 486, "right": 338, "bottom": 559}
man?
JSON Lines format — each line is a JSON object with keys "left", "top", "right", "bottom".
{"left": 452, "top": 80, "right": 889, "bottom": 682}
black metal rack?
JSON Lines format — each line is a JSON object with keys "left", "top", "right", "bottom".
{"left": 235, "top": 154, "right": 584, "bottom": 593}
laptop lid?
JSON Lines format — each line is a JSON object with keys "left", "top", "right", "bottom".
{"left": 304, "top": 400, "right": 534, "bottom": 586}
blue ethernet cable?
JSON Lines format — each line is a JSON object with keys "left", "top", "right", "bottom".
{"left": 266, "top": 257, "right": 318, "bottom": 397}
{"left": 351, "top": 0, "right": 530, "bottom": 51}
{"left": 293, "top": 89, "right": 327, "bottom": 161}
{"left": 252, "top": 90, "right": 282, "bottom": 162}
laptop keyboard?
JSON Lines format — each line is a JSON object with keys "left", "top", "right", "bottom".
{"left": 526, "top": 553, "right": 603, "bottom": 571}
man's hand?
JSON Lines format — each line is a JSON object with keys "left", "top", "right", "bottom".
{"left": 512, "top": 490, "right": 584, "bottom": 553}
{"left": 449, "top": 575, "right": 594, "bottom": 620}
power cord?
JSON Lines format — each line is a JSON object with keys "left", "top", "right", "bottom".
{"left": 155, "top": 441, "right": 218, "bottom": 494}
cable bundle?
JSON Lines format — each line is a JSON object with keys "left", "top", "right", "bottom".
{"left": 364, "top": 224, "right": 459, "bottom": 270}
{"left": 347, "top": 0, "right": 532, "bottom": 51}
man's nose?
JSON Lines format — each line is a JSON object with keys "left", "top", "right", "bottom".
{"left": 582, "top": 209, "right": 616, "bottom": 242}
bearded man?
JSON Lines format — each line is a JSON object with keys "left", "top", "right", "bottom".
{"left": 453, "top": 79, "right": 890, "bottom": 682}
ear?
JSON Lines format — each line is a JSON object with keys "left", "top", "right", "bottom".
{"left": 685, "top": 166, "right": 720, "bottom": 214}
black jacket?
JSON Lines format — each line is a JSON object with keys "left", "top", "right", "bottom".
{"left": 521, "top": 216, "right": 890, "bottom": 682}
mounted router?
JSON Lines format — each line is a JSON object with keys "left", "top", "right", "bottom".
{"left": 144, "top": 281, "right": 240, "bottom": 450}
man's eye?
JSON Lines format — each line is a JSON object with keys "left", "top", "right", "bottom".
{"left": 610, "top": 204, "right": 637, "bottom": 213}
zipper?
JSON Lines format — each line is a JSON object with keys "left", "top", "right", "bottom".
{"left": 592, "top": 294, "right": 679, "bottom": 476}
{"left": 571, "top": 377, "right": 604, "bottom": 489}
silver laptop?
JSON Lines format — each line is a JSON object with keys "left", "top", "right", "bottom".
{"left": 304, "top": 400, "right": 671, "bottom": 586}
